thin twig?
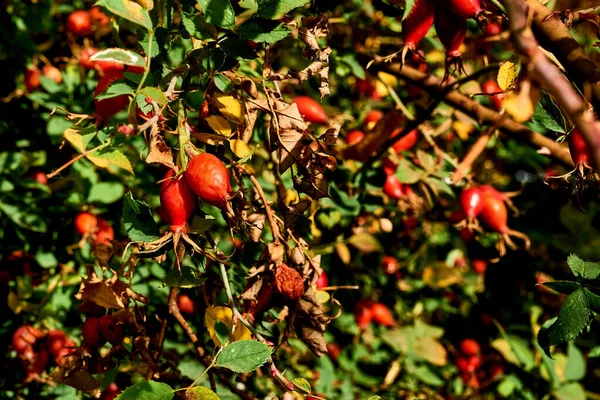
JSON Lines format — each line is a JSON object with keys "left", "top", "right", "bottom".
{"left": 451, "top": 130, "right": 495, "bottom": 184}
{"left": 47, "top": 142, "right": 108, "bottom": 179}
{"left": 168, "top": 287, "right": 205, "bottom": 358}
{"left": 248, "top": 173, "right": 282, "bottom": 244}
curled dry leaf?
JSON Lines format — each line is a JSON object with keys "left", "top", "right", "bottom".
{"left": 248, "top": 213, "right": 266, "bottom": 242}
{"left": 270, "top": 101, "right": 309, "bottom": 173}
{"left": 75, "top": 266, "right": 148, "bottom": 310}
{"left": 146, "top": 125, "right": 175, "bottom": 170}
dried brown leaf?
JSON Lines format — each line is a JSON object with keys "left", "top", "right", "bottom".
{"left": 146, "top": 126, "right": 175, "bottom": 170}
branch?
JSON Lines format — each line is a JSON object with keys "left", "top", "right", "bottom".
{"left": 522, "top": 0, "right": 600, "bottom": 111}
{"left": 368, "top": 63, "right": 574, "bottom": 167}
{"left": 503, "top": 0, "right": 600, "bottom": 169}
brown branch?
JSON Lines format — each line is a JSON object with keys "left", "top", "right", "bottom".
{"left": 522, "top": 0, "right": 600, "bottom": 111}
{"left": 369, "top": 63, "right": 574, "bottom": 167}
{"left": 451, "top": 131, "right": 494, "bottom": 184}
{"left": 503, "top": 0, "right": 600, "bottom": 169}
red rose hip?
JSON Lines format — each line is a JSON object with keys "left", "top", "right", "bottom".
{"left": 160, "top": 169, "right": 197, "bottom": 232}
{"left": 185, "top": 153, "right": 232, "bottom": 210}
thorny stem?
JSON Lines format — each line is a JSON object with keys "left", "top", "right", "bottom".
{"left": 217, "top": 262, "right": 292, "bottom": 391}
{"left": 47, "top": 142, "right": 109, "bottom": 179}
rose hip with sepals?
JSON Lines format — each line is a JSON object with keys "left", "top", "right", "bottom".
{"left": 160, "top": 168, "right": 196, "bottom": 232}
{"left": 479, "top": 194, "right": 530, "bottom": 255}
{"left": 399, "top": 0, "right": 435, "bottom": 64}
{"left": 185, "top": 153, "right": 233, "bottom": 211}
{"left": 293, "top": 96, "right": 327, "bottom": 124}
{"left": 460, "top": 187, "right": 484, "bottom": 229}
{"left": 447, "top": 0, "right": 484, "bottom": 19}
{"left": 435, "top": 2, "right": 468, "bottom": 79}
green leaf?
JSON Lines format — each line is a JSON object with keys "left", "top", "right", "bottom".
{"left": 139, "top": 87, "right": 167, "bottom": 106}
{"left": 87, "top": 148, "right": 134, "bottom": 175}
{"left": 162, "top": 266, "right": 206, "bottom": 288}
{"left": 181, "top": 12, "right": 218, "bottom": 41}
{"left": 497, "top": 374, "right": 522, "bottom": 398}
{"left": 35, "top": 251, "right": 58, "bottom": 269}
{"left": 564, "top": 342, "right": 586, "bottom": 382}
{"left": 88, "top": 182, "right": 125, "bottom": 204}
{"left": 394, "top": 158, "right": 423, "bottom": 184}
{"left": 63, "top": 126, "right": 97, "bottom": 153}
{"left": 539, "top": 281, "right": 581, "bottom": 296}
{"left": 567, "top": 254, "right": 600, "bottom": 280}
{"left": 584, "top": 288, "right": 600, "bottom": 311}
{"left": 411, "top": 364, "right": 444, "bottom": 387}
{"left": 213, "top": 74, "right": 233, "bottom": 93}
{"left": 553, "top": 382, "right": 586, "bottom": 400}
{"left": 367, "top": 397, "right": 382, "bottom": 400}
{"left": 0, "top": 202, "right": 47, "bottom": 232}
{"left": 96, "top": 0, "right": 153, "bottom": 31}
{"left": 215, "top": 340, "right": 272, "bottom": 373}
{"left": 185, "top": 387, "right": 220, "bottom": 400}
{"left": 291, "top": 377, "right": 311, "bottom": 394}
{"left": 89, "top": 48, "right": 146, "bottom": 68}
{"left": 544, "top": 288, "right": 590, "bottom": 348}
{"left": 588, "top": 346, "right": 600, "bottom": 358}
{"left": 214, "top": 320, "right": 230, "bottom": 346}
{"left": 337, "top": 53, "right": 366, "bottom": 80}
{"left": 197, "top": 0, "right": 235, "bottom": 30}
{"left": 347, "top": 232, "right": 382, "bottom": 253}
{"left": 257, "top": 0, "right": 310, "bottom": 19}
{"left": 532, "top": 91, "right": 566, "bottom": 134}
{"left": 220, "top": 37, "right": 257, "bottom": 61}
{"left": 40, "top": 76, "right": 62, "bottom": 94}
{"left": 115, "top": 381, "right": 173, "bottom": 400}
{"left": 402, "top": 0, "right": 416, "bottom": 20}
{"left": 236, "top": 19, "right": 291, "bottom": 43}
{"left": 122, "top": 192, "right": 160, "bottom": 242}
{"left": 94, "top": 81, "right": 134, "bottom": 101}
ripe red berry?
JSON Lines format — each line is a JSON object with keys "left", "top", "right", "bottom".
{"left": 383, "top": 174, "right": 404, "bottom": 200}
{"left": 75, "top": 212, "right": 98, "bottom": 235}
{"left": 346, "top": 130, "right": 366, "bottom": 145}
{"left": 326, "top": 343, "right": 341, "bottom": 360}
{"left": 98, "top": 315, "right": 124, "bottom": 346}
{"left": 354, "top": 300, "right": 373, "bottom": 328}
{"left": 460, "top": 338, "right": 481, "bottom": 356}
{"left": 484, "top": 21, "right": 502, "bottom": 36}
{"left": 456, "top": 354, "right": 482, "bottom": 373}
{"left": 315, "top": 271, "right": 329, "bottom": 289}
{"left": 185, "top": 153, "right": 233, "bottom": 210}
{"left": 568, "top": 128, "right": 590, "bottom": 165}
{"left": 89, "top": 6, "right": 110, "bottom": 27}
{"left": 460, "top": 187, "right": 484, "bottom": 219}
{"left": 481, "top": 80, "right": 505, "bottom": 109}
{"left": 391, "top": 128, "right": 419, "bottom": 153}
{"left": 79, "top": 47, "right": 98, "bottom": 69}
{"left": 94, "top": 71, "right": 129, "bottom": 121}
{"left": 95, "top": 218, "right": 114, "bottom": 245}
{"left": 82, "top": 317, "right": 105, "bottom": 348}
{"left": 400, "top": 0, "right": 435, "bottom": 63}
{"left": 54, "top": 337, "right": 76, "bottom": 366}
{"left": 160, "top": 169, "right": 197, "bottom": 232}
{"left": 28, "top": 348, "right": 50, "bottom": 376}
{"left": 100, "top": 382, "right": 121, "bottom": 400}
{"left": 42, "top": 65, "right": 62, "bottom": 84}
{"left": 177, "top": 294, "right": 197, "bottom": 314}
{"left": 447, "top": 0, "right": 483, "bottom": 19}
{"left": 356, "top": 79, "right": 381, "bottom": 100}
{"left": 46, "top": 329, "right": 69, "bottom": 358}
{"left": 29, "top": 170, "right": 48, "bottom": 185}
{"left": 364, "top": 110, "right": 383, "bottom": 127}
{"left": 370, "top": 303, "right": 394, "bottom": 326}
{"left": 24, "top": 66, "right": 41, "bottom": 93}
{"left": 479, "top": 195, "right": 509, "bottom": 233}
{"left": 478, "top": 185, "right": 505, "bottom": 202}
{"left": 381, "top": 255, "right": 399, "bottom": 274}
{"left": 293, "top": 96, "right": 327, "bottom": 124}
{"left": 12, "top": 325, "right": 44, "bottom": 358}
{"left": 66, "top": 10, "right": 93, "bottom": 37}
{"left": 472, "top": 259, "right": 487, "bottom": 274}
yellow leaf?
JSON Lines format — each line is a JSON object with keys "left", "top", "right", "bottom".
{"left": 205, "top": 306, "right": 251, "bottom": 347}
{"left": 452, "top": 120, "right": 473, "bottom": 141}
{"left": 214, "top": 93, "right": 245, "bottom": 124}
{"left": 64, "top": 128, "right": 85, "bottom": 152}
{"left": 497, "top": 61, "right": 518, "bottom": 91}
{"left": 412, "top": 336, "right": 447, "bottom": 366}
{"left": 335, "top": 242, "right": 351, "bottom": 264}
{"left": 347, "top": 233, "right": 382, "bottom": 253}
{"left": 87, "top": 149, "right": 134, "bottom": 175}
{"left": 374, "top": 80, "right": 389, "bottom": 98}
{"left": 8, "top": 292, "right": 23, "bottom": 314}
{"left": 503, "top": 90, "right": 534, "bottom": 123}
{"left": 316, "top": 290, "right": 330, "bottom": 304}
{"left": 205, "top": 116, "right": 232, "bottom": 136}
{"left": 229, "top": 139, "right": 252, "bottom": 159}
{"left": 185, "top": 386, "right": 220, "bottom": 400}
{"left": 422, "top": 264, "right": 463, "bottom": 288}
{"left": 377, "top": 71, "right": 398, "bottom": 87}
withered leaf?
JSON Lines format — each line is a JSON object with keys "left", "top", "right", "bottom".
{"left": 248, "top": 213, "right": 266, "bottom": 242}
{"left": 282, "top": 198, "right": 311, "bottom": 229}
{"left": 146, "top": 126, "right": 175, "bottom": 170}
{"left": 271, "top": 102, "right": 308, "bottom": 173}
{"left": 52, "top": 368, "right": 101, "bottom": 397}
{"left": 75, "top": 281, "right": 126, "bottom": 309}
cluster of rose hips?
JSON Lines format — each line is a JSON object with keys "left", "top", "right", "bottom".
{"left": 354, "top": 299, "right": 395, "bottom": 329}
{"left": 74, "top": 211, "right": 114, "bottom": 246}
{"left": 455, "top": 338, "right": 504, "bottom": 389}
{"left": 11, "top": 325, "right": 76, "bottom": 382}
